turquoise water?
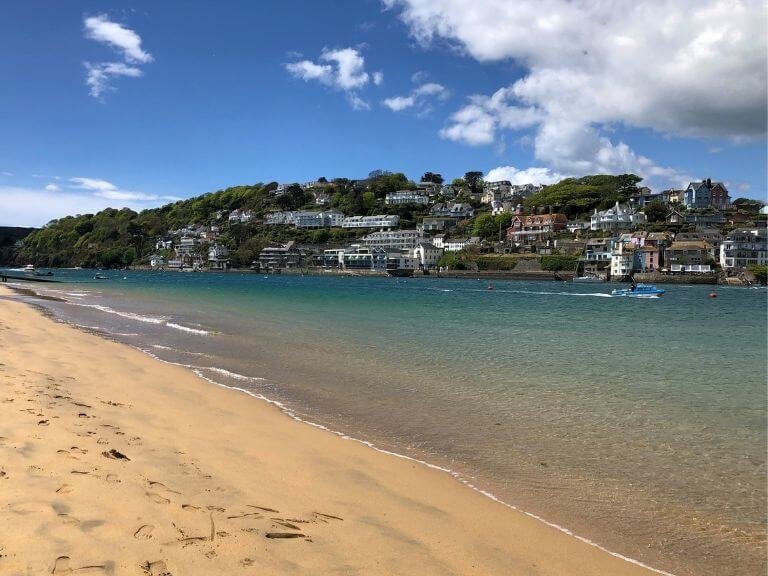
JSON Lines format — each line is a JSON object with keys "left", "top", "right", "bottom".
{"left": 4, "top": 269, "right": 766, "bottom": 575}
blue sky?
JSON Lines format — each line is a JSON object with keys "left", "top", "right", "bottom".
{"left": 0, "top": 0, "right": 765, "bottom": 226}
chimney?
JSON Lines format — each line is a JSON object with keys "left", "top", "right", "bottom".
{"left": 706, "top": 178, "right": 712, "bottom": 188}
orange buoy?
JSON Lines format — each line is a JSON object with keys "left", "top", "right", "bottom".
{"left": 709, "top": 292, "right": 717, "bottom": 298}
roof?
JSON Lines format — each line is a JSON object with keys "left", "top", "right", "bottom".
{"left": 668, "top": 240, "right": 710, "bottom": 250}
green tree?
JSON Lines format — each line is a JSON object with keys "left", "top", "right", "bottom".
{"left": 421, "top": 172, "right": 444, "bottom": 185}
{"left": 464, "top": 171, "right": 484, "bottom": 194}
{"left": 644, "top": 201, "right": 668, "bottom": 223}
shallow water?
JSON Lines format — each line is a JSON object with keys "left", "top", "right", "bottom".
{"left": 4, "top": 269, "right": 766, "bottom": 575}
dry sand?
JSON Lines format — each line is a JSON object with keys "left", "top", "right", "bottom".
{"left": 0, "top": 287, "right": 664, "bottom": 575}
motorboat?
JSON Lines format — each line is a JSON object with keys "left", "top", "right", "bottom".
{"left": 611, "top": 283, "right": 665, "bottom": 298}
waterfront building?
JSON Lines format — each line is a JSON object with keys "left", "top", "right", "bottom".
{"left": 258, "top": 241, "right": 301, "bottom": 271}
{"left": 683, "top": 179, "right": 731, "bottom": 210}
{"left": 506, "top": 213, "right": 567, "bottom": 243}
{"left": 610, "top": 242, "right": 636, "bottom": 278}
{"left": 341, "top": 245, "right": 387, "bottom": 271}
{"left": 412, "top": 242, "right": 443, "bottom": 270}
{"left": 341, "top": 215, "right": 400, "bottom": 229}
{"left": 362, "top": 229, "right": 422, "bottom": 251}
{"left": 590, "top": 202, "right": 646, "bottom": 231}
{"left": 719, "top": 228, "right": 768, "bottom": 270}
{"left": 677, "top": 230, "right": 723, "bottom": 262}
{"left": 148, "top": 254, "right": 165, "bottom": 268}
{"left": 208, "top": 244, "right": 230, "bottom": 270}
{"left": 385, "top": 190, "right": 430, "bottom": 205}
{"left": 665, "top": 240, "right": 711, "bottom": 267}
{"left": 322, "top": 248, "right": 346, "bottom": 268}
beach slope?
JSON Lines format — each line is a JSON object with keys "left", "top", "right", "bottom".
{"left": 0, "top": 290, "right": 662, "bottom": 576}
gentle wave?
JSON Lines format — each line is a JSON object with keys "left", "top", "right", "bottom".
{"left": 165, "top": 322, "right": 210, "bottom": 336}
{"left": 74, "top": 302, "right": 166, "bottom": 324}
{"left": 201, "top": 366, "right": 264, "bottom": 381}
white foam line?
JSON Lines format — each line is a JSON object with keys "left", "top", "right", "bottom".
{"left": 129, "top": 345, "right": 677, "bottom": 576}
{"left": 72, "top": 302, "right": 165, "bottom": 324}
{"left": 165, "top": 322, "right": 210, "bottom": 336}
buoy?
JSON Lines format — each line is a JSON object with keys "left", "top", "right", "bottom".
{"left": 709, "top": 292, "right": 717, "bottom": 298}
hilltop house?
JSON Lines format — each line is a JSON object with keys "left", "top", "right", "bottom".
{"left": 683, "top": 179, "right": 731, "bottom": 210}
{"left": 590, "top": 202, "right": 646, "bottom": 231}
{"left": 481, "top": 180, "right": 512, "bottom": 204}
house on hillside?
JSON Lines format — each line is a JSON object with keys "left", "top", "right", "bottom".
{"left": 665, "top": 240, "right": 711, "bottom": 268}
{"left": 341, "top": 215, "right": 400, "bottom": 229}
{"left": 208, "top": 244, "right": 230, "bottom": 270}
{"left": 362, "top": 229, "right": 423, "bottom": 251}
{"left": 412, "top": 242, "right": 443, "bottom": 270}
{"left": 683, "top": 179, "right": 731, "bottom": 210}
{"left": 506, "top": 213, "right": 567, "bottom": 243}
{"left": 385, "top": 190, "right": 429, "bottom": 205}
{"left": 429, "top": 203, "right": 474, "bottom": 218}
{"left": 258, "top": 241, "right": 301, "bottom": 271}
{"left": 719, "top": 228, "right": 767, "bottom": 270}
{"left": 590, "top": 202, "right": 646, "bottom": 231}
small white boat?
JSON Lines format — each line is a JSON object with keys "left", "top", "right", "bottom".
{"left": 573, "top": 274, "right": 604, "bottom": 283}
{"left": 93, "top": 273, "right": 110, "bottom": 280}
{"left": 23, "top": 264, "right": 35, "bottom": 273}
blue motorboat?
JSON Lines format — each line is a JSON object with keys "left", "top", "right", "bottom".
{"left": 611, "top": 283, "right": 665, "bottom": 298}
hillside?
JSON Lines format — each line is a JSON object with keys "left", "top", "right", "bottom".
{"left": 0, "top": 227, "right": 36, "bottom": 264}
{"left": 523, "top": 174, "right": 641, "bottom": 217}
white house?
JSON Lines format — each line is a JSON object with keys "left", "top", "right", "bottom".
{"left": 208, "top": 244, "right": 230, "bottom": 270}
{"left": 443, "top": 237, "right": 480, "bottom": 252}
{"left": 341, "top": 215, "right": 400, "bottom": 228}
{"left": 362, "top": 229, "right": 423, "bottom": 251}
{"left": 148, "top": 254, "right": 165, "bottom": 268}
{"left": 591, "top": 202, "right": 646, "bottom": 231}
{"left": 155, "top": 238, "right": 173, "bottom": 250}
{"left": 341, "top": 245, "right": 387, "bottom": 271}
{"left": 412, "top": 242, "right": 443, "bottom": 270}
{"left": 719, "top": 228, "right": 767, "bottom": 270}
{"left": 385, "top": 190, "right": 429, "bottom": 205}
{"left": 610, "top": 242, "right": 635, "bottom": 279}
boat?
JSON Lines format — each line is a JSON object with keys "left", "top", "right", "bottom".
{"left": 23, "top": 264, "right": 35, "bottom": 273}
{"left": 611, "top": 283, "right": 666, "bottom": 298}
{"left": 573, "top": 274, "right": 604, "bottom": 283}
{"left": 93, "top": 273, "right": 110, "bottom": 280}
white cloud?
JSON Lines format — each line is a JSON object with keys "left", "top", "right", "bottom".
{"left": 485, "top": 165, "right": 565, "bottom": 186}
{"left": 84, "top": 62, "right": 143, "bottom": 98}
{"left": 286, "top": 47, "right": 378, "bottom": 109}
{"left": 385, "top": 0, "right": 766, "bottom": 187}
{"left": 0, "top": 184, "right": 176, "bottom": 228}
{"left": 68, "top": 176, "right": 178, "bottom": 202}
{"left": 44, "top": 183, "right": 60, "bottom": 192}
{"left": 285, "top": 60, "right": 333, "bottom": 83}
{"left": 383, "top": 82, "right": 449, "bottom": 113}
{"left": 84, "top": 14, "right": 153, "bottom": 64}
{"left": 83, "top": 15, "right": 152, "bottom": 98}
{"left": 1, "top": 171, "right": 13, "bottom": 177}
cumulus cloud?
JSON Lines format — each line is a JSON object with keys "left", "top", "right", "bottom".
{"left": 83, "top": 15, "right": 152, "bottom": 98}
{"left": 383, "top": 82, "right": 449, "bottom": 113}
{"left": 44, "top": 183, "right": 60, "bottom": 192}
{"left": 286, "top": 47, "right": 380, "bottom": 109}
{"left": 485, "top": 165, "right": 565, "bottom": 186}
{"left": 385, "top": 0, "right": 766, "bottom": 186}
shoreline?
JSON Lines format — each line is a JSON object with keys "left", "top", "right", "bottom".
{"left": 0, "top": 284, "right": 673, "bottom": 576}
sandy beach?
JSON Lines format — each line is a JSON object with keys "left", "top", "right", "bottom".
{"left": 0, "top": 286, "right": 665, "bottom": 576}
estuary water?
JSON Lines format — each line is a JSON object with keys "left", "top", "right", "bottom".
{"left": 3, "top": 269, "right": 766, "bottom": 575}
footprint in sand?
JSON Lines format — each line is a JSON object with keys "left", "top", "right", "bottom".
{"left": 146, "top": 480, "right": 181, "bottom": 505}
{"left": 134, "top": 524, "right": 154, "bottom": 540}
{"left": 141, "top": 559, "right": 173, "bottom": 576}
{"left": 105, "top": 473, "right": 121, "bottom": 484}
{"left": 52, "top": 556, "right": 109, "bottom": 574}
